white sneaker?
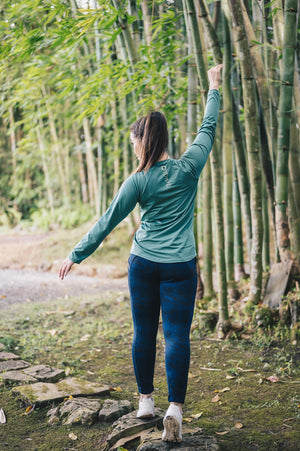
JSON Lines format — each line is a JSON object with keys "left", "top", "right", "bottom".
{"left": 136, "top": 397, "right": 155, "bottom": 418}
{"left": 162, "top": 404, "right": 182, "bottom": 442}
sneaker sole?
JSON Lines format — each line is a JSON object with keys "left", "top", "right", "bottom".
{"left": 162, "top": 416, "right": 182, "bottom": 442}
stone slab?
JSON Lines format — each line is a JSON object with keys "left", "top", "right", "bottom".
{"left": 0, "top": 370, "right": 37, "bottom": 384}
{"left": 98, "top": 399, "right": 134, "bottom": 423}
{"left": 23, "top": 365, "right": 65, "bottom": 382}
{"left": 48, "top": 397, "right": 102, "bottom": 426}
{"left": 107, "top": 409, "right": 164, "bottom": 448}
{"left": 0, "top": 351, "right": 20, "bottom": 361}
{"left": 263, "top": 261, "right": 293, "bottom": 309}
{"left": 12, "top": 377, "right": 110, "bottom": 405}
{"left": 138, "top": 433, "right": 219, "bottom": 450}
{"left": 0, "top": 360, "right": 30, "bottom": 372}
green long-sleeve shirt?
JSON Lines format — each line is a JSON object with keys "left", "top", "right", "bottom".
{"left": 69, "top": 89, "right": 220, "bottom": 264}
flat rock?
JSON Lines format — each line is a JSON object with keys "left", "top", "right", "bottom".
{"left": 0, "top": 351, "right": 20, "bottom": 361}
{"left": 107, "top": 409, "right": 164, "bottom": 448}
{"left": 23, "top": 365, "right": 65, "bottom": 382}
{"left": 138, "top": 428, "right": 219, "bottom": 450}
{"left": 0, "top": 360, "right": 30, "bottom": 372}
{"left": 12, "top": 377, "right": 110, "bottom": 405}
{"left": 98, "top": 399, "right": 134, "bottom": 423}
{"left": 0, "top": 370, "right": 37, "bottom": 384}
{"left": 47, "top": 397, "right": 102, "bottom": 426}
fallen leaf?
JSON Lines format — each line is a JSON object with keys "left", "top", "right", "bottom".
{"left": 69, "top": 433, "right": 77, "bottom": 441}
{"left": 235, "top": 422, "right": 243, "bottom": 429}
{"left": 266, "top": 376, "right": 279, "bottom": 383}
{"left": 215, "top": 430, "right": 230, "bottom": 435}
{"left": 20, "top": 404, "right": 36, "bottom": 416}
{"left": 0, "top": 408, "right": 6, "bottom": 424}
{"left": 183, "top": 417, "right": 193, "bottom": 422}
{"left": 226, "top": 374, "right": 236, "bottom": 379}
{"left": 47, "top": 329, "right": 57, "bottom": 336}
{"left": 191, "top": 412, "right": 203, "bottom": 419}
{"left": 65, "top": 367, "right": 71, "bottom": 376}
{"left": 1, "top": 295, "right": 6, "bottom": 298}
{"left": 220, "top": 387, "right": 230, "bottom": 393}
{"left": 110, "top": 386, "right": 123, "bottom": 392}
{"left": 80, "top": 334, "right": 91, "bottom": 341}
{"left": 214, "top": 389, "right": 219, "bottom": 393}
{"left": 212, "top": 394, "right": 220, "bottom": 403}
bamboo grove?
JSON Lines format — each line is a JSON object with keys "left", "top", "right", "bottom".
{"left": 0, "top": 0, "right": 299, "bottom": 332}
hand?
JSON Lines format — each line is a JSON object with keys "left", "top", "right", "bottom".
{"left": 59, "top": 257, "right": 74, "bottom": 280}
{"left": 207, "top": 64, "right": 223, "bottom": 90}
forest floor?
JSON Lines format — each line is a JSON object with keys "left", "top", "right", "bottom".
{"left": 0, "top": 224, "right": 299, "bottom": 450}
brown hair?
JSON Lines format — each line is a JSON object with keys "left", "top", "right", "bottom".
{"left": 130, "top": 111, "right": 168, "bottom": 173}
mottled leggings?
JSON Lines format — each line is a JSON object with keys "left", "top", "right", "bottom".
{"left": 128, "top": 254, "right": 197, "bottom": 404}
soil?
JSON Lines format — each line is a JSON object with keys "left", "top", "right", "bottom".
{"left": 0, "top": 229, "right": 128, "bottom": 310}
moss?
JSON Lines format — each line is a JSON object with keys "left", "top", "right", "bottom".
{"left": 1, "top": 292, "right": 299, "bottom": 450}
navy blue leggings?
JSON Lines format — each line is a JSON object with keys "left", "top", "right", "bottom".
{"left": 128, "top": 254, "right": 197, "bottom": 404}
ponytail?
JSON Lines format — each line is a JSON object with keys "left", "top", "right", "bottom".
{"left": 130, "top": 111, "right": 168, "bottom": 173}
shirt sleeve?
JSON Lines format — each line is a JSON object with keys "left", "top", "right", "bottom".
{"left": 69, "top": 174, "right": 139, "bottom": 264}
{"left": 180, "top": 89, "right": 220, "bottom": 179}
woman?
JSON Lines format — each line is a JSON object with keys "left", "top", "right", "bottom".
{"left": 59, "top": 64, "right": 222, "bottom": 443}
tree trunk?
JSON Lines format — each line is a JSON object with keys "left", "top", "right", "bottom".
{"left": 228, "top": 0, "right": 263, "bottom": 304}
{"left": 36, "top": 122, "right": 55, "bottom": 216}
{"left": 82, "top": 116, "right": 99, "bottom": 212}
{"left": 73, "top": 124, "right": 88, "bottom": 204}
{"left": 275, "top": 0, "right": 298, "bottom": 262}
{"left": 185, "top": 0, "right": 230, "bottom": 334}
{"left": 222, "top": 13, "right": 235, "bottom": 287}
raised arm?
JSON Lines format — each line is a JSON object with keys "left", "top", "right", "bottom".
{"left": 180, "top": 64, "right": 222, "bottom": 179}
{"left": 59, "top": 175, "right": 139, "bottom": 279}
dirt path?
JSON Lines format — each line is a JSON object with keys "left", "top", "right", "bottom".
{"left": 0, "top": 268, "right": 128, "bottom": 310}
{"left": 0, "top": 229, "right": 129, "bottom": 310}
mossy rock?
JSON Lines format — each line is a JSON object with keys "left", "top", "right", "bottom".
{"left": 252, "top": 306, "right": 275, "bottom": 329}
{"left": 197, "top": 311, "right": 218, "bottom": 332}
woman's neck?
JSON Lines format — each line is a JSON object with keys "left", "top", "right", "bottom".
{"left": 158, "top": 152, "right": 169, "bottom": 162}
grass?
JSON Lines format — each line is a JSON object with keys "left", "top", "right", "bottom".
{"left": 0, "top": 290, "right": 299, "bottom": 450}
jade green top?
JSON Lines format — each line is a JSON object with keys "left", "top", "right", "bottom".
{"left": 69, "top": 89, "right": 220, "bottom": 264}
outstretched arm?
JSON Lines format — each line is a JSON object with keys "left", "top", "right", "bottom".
{"left": 59, "top": 175, "right": 139, "bottom": 280}
{"left": 180, "top": 64, "right": 222, "bottom": 178}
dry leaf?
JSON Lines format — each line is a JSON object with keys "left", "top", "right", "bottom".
{"left": 183, "top": 417, "right": 193, "bottom": 422}
{"left": 69, "top": 433, "right": 77, "bottom": 441}
{"left": 226, "top": 374, "right": 236, "bottom": 380}
{"left": 25, "top": 405, "right": 34, "bottom": 413}
{"left": 191, "top": 412, "right": 203, "bottom": 419}
{"left": 47, "top": 329, "right": 57, "bottom": 336}
{"left": 1, "top": 295, "right": 6, "bottom": 298}
{"left": 215, "top": 430, "right": 229, "bottom": 435}
{"left": 0, "top": 408, "right": 6, "bottom": 424}
{"left": 220, "top": 387, "right": 230, "bottom": 393}
{"left": 65, "top": 367, "right": 71, "bottom": 376}
{"left": 212, "top": 394, "right": 220, "bottom": 403}
{"left": 235, "top": 422, "right": 243, "bottom": 429}
{"left": 266, "top": 376, "right": 278, "bottom": 383}
{"left": 80, "top": 334, "right": 91, "bottom": 341}
{"left": 110, "top": 386, "right": 123, "bottom": 392}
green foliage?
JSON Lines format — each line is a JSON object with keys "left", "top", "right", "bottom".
{"left": 30, "top": 204, "right": 93, "bottom": 230}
